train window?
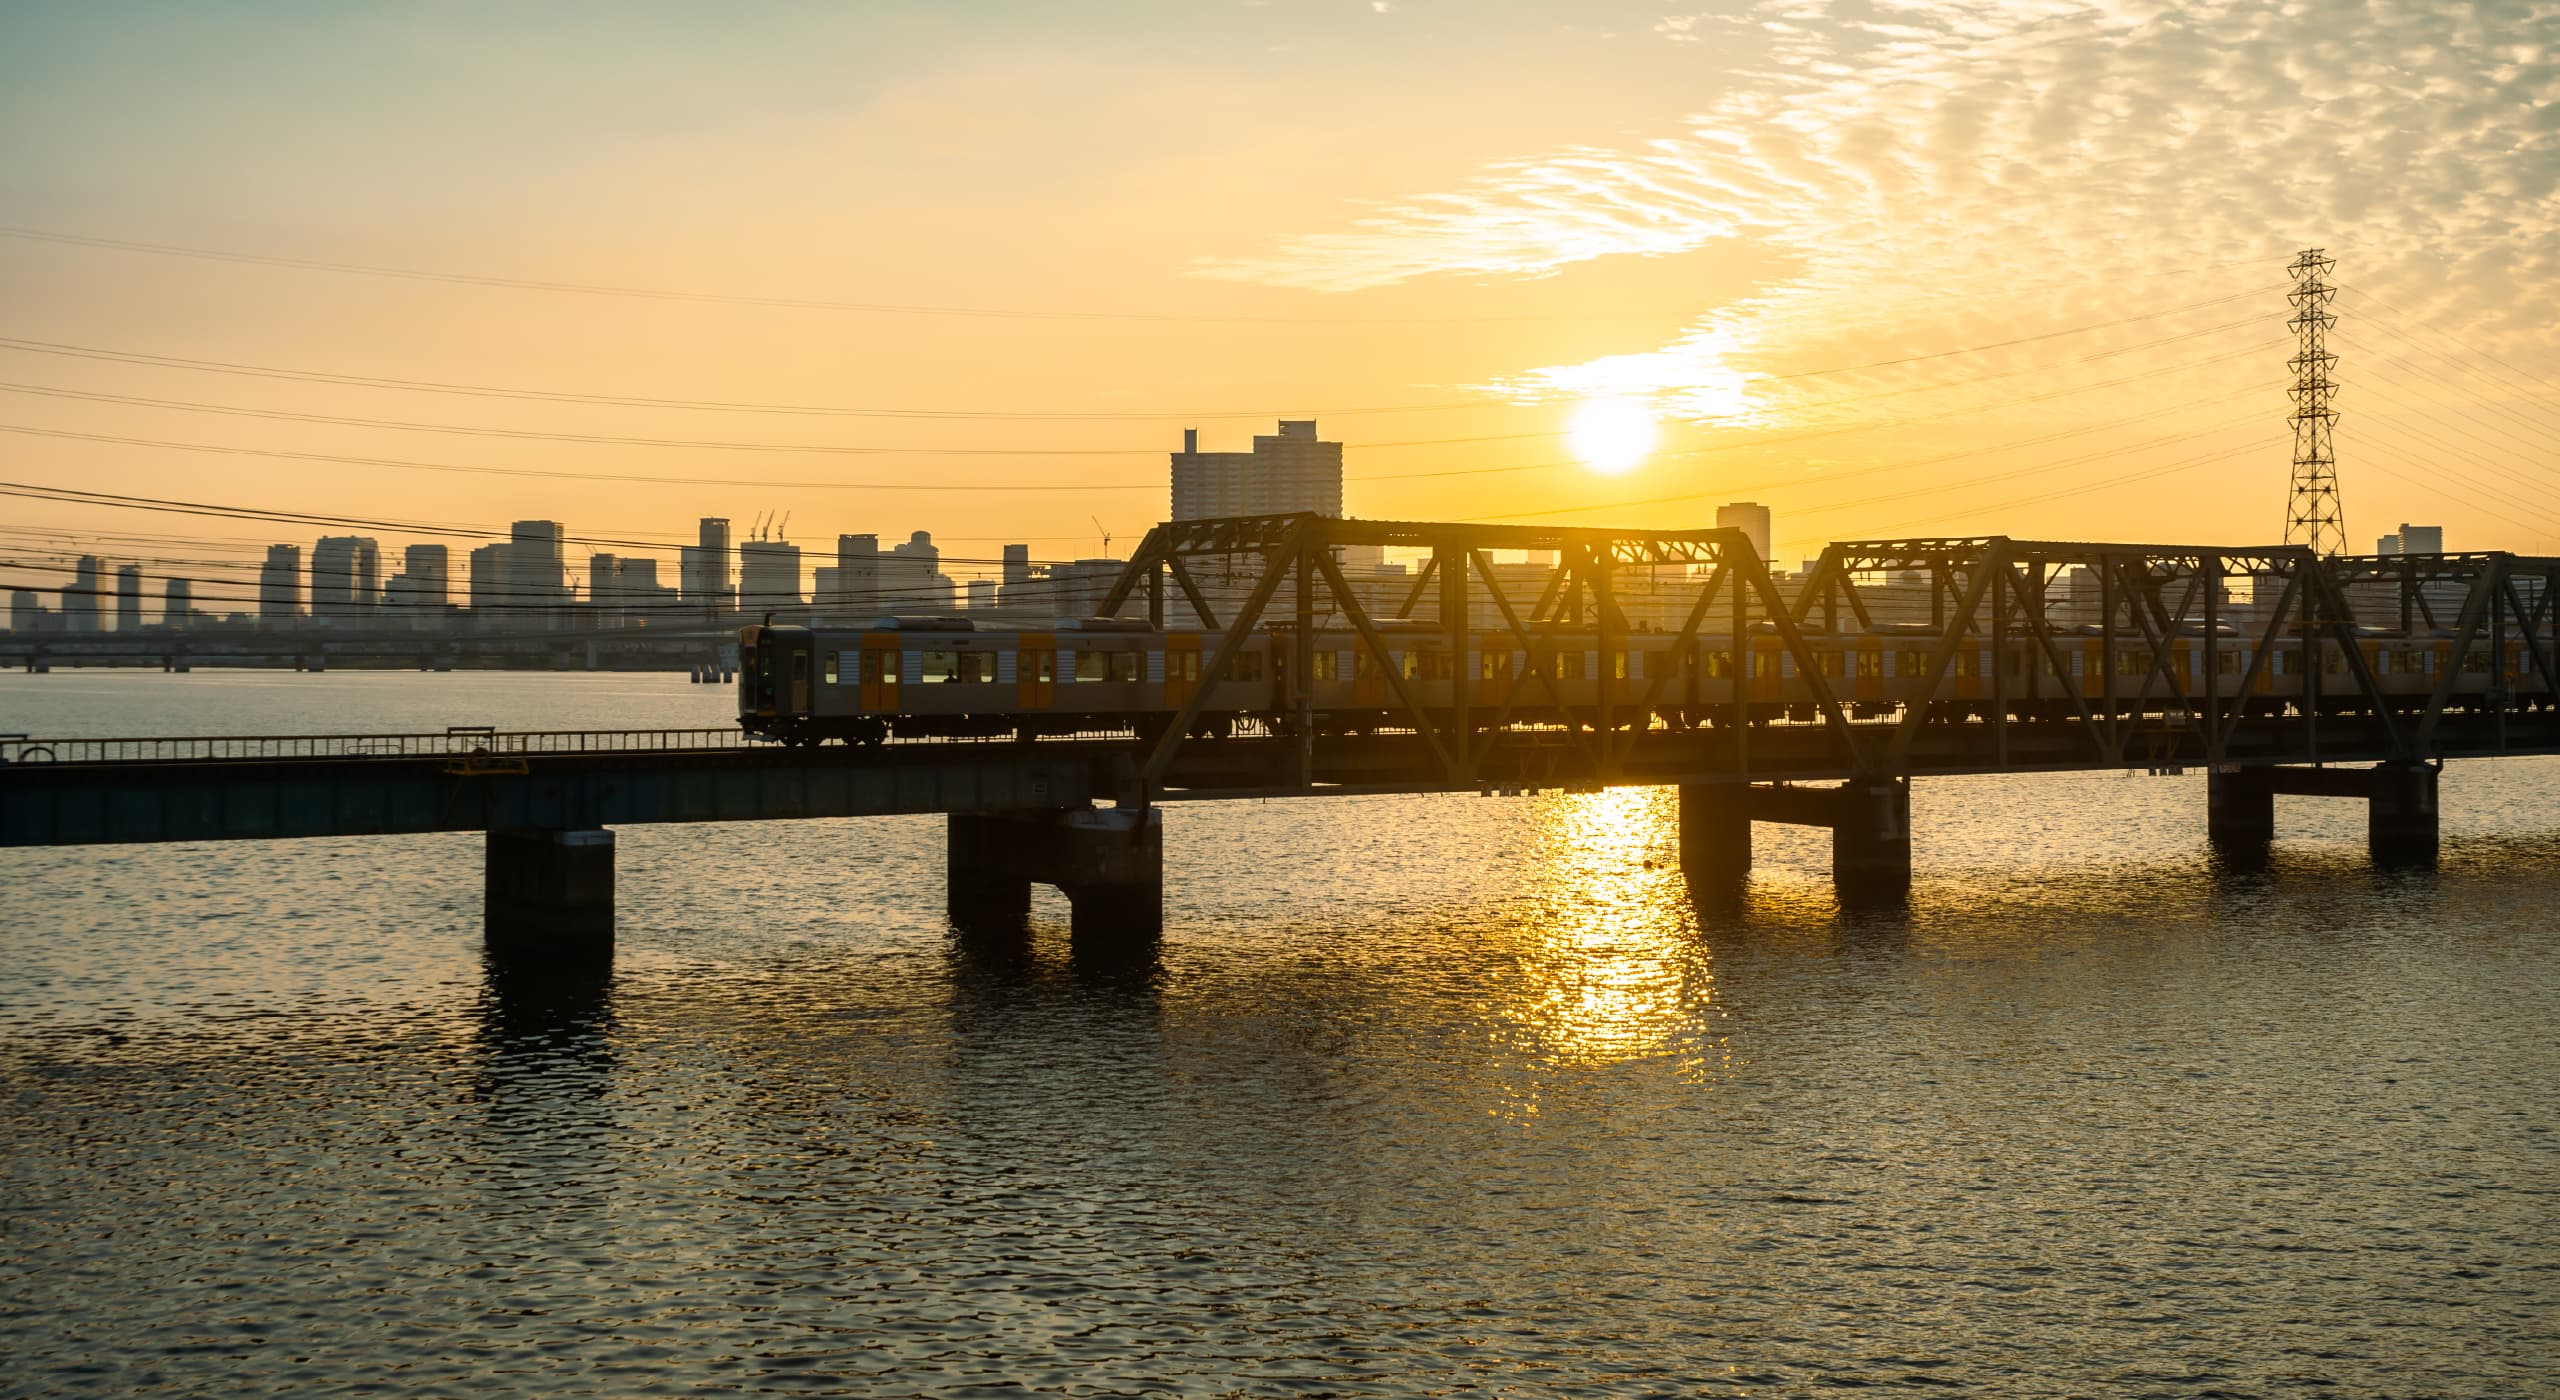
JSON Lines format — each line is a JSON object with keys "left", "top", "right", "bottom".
{"left": 1704, "top": 649, "right": 1733, "bottom": 678}
{"left": 1612, "top": 651, "right": 1629, "bottom": 681}
{"left": 1023, "top": 650, "right": 1054, "bottom": 684}
{"left": 1353, "top": 649, "right": 1376, "bottom": 680}
{"left": 865, "top": 649, "right": 899, "bottom": 689}
{"left": 1312, "top": 651, "right": 1339, "bottom": 681}
{"left": 2462, "top": 649, "right": 2490, "bottom": 673}
{"left": 916, "top": 649, "right": 957, "bottom": 682}
{"left": 2323, "top": 649, "right": 2347, "bottom": 676}
{"left": 1555, "top": 650, "right": 1582, "bottom": 681}
{"left": 1223, "top": 651, "right": 1264, "bottom": 683}
{"left": 1111, "top": 651, "right": 1142, "bottom": 683}
{"left": 1074, "top": 651, "right": 1107, "bottom": 682}
{"left": 953, "top": 652, "right": 994, "bottom": 683}
{"left": 823, "top": 651, "right": 840, "bottom": 685}
{"left": 791, "top": 651, "right": 808, "bottom": 682}
{"left": 1171, "top": 651, "right": 1201, "bottom": 682}
{"left": 1855, "top": 650, "right": 1883, "bottom": 679}
{"left": 1480, "top": 651, "right": 1512, "bottom": 681}
{"left": 1818, "top": 651, "right": 1844, "bottom": 677}
{"left": 2218, "top": 650, "right": 2244, "bottom": 676}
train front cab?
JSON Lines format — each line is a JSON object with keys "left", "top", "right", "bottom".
{"left": 740, "top": 624, "right": 818, "bottom": 740}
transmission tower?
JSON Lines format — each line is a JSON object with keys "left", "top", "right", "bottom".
{"left": 2283, "top": 247, "right": 2345, "bottom": 555}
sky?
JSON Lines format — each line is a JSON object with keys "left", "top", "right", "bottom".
{"left": 1, "top": 0, "right": 2555, "bottom": 605}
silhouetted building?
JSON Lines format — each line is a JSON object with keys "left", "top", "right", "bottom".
{"left": 114, "top": 563, "right": 144, "bottom": 631}
{"left": 161, "top": 577, "right": 193, "bottom": 628}
{"left": 385, "top": 544, "right": 450, "bottom": 612}
{"left": 258, "top": 545, "right": 302, "bottom": 627}
{"left": 1172, "top": 420, "right": 1344, "bottom": 520}
{"left": 63, "top": 556, "right": 104, "bottom": 633}
{"left": 1717, "top": 502, "right": 1774, "bottom": 563}
{"left": 1003, "top": 544, "right": 1032, "bottom": 590}
{"left": 739, "top": 537, "right": 804, "bottom": 612}
{"left": 966, "top": 579, "right": 998, "bottom": 611}
{"left": 680, "top": 517, "right": 734, "bottom": 616}
{"left": 310, "top": 536, "right": 382, "bottom": 622}
{"left": 508, "top": 520, "right": 568, "bottom": 613}
{"left": 10, "top": 589, "right": 44, "bottom": 632}
{"left": 2377, "top": 524, "right": 2445, "bottom": 556}
{"left": 468, "top": 543, "right": 507, "bottom": 620}
{"left": 834, "top": 533, "right": 880, "bottom": 614}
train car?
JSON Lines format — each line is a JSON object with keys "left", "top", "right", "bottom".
{"left": 738, "top": 617, "right": 2549, "bottom": 746}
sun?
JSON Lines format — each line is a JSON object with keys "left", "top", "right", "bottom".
{"left": 1567, "top": 396, "right": 1658, "bottom": 476}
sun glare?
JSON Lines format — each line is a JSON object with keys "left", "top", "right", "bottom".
{"left": 1567, "top": 396, "right": 1657, "bottom": 476}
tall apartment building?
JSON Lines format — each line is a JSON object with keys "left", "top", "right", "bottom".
{"left": 9, "top": 589, "right": 45, "bottom": 632}
{"left": 2376, "top": 524, "right": 2445, "bottom": 556}
{"left": 739, "top": 537, "right": 804, "bottom": 612}
{"left": 310, "top": 536, "right": 382, "bottom": 621}
{"left": 1716, "top": 502, "right": 1774, "bottom": 563}
{"left": 161, "top": 577, "right": 193, "bottom": 628}
{"left": 833, "top": 531, "right": 954, "bottom": 615}
{"left": 385, "top": 544, "right": 450, "bottom": 612}
{"left": 114, "top": 564, "right": 144, "bottom": 630}
{"left": 508, "top": 520, "right": 568, "bottom": 612}
{"left": 63, "top": 555, "right": 104, "bottom": 633}
{"left": 258, "top": 545, "right": 303, "bottom": 626}
{"left": 679, "top": 518, "right": 735, "bottom": 616}
{"left": 1171, "top": 420, "right": 1345, "bottom": 520}
{"left": 467, "top": 543, "right": 507, "bottom": 619}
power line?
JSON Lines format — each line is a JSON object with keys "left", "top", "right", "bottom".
{"left": 0, "top": 225, "right": 1678, "bottom": 327}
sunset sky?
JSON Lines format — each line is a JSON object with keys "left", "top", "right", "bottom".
{"left": 3, "top": 0, "right": 2554, "bottom": 602}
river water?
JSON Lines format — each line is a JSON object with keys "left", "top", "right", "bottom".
{"left": 2, "top": 672, "right": 2554, "bottom": 1396}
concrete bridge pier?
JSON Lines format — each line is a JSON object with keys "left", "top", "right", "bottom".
{"left": 485, "top": 827, "right": 616, "bottom": 961}
{"left": 1676, "top": 777, "right": 1912, "bottom": 903}
{"left": 948, "top": 806, "right": 1163, "bottom": 943}
{"left": 2206, "top": 767, "right": 2278, "bottom": 856}
{"left": 2206, "top": 763, "right": 2438, "bottom": 868}
{"left": 2366, "top": 762, "right": 2439, "bottom": 868}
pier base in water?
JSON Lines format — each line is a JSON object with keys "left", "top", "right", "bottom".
{"left": 2207, "top": 763, "right": 2438, "bottom": 869}
{"left": 1678, "top": 777, "right": 1912, "bottom": 904}
{"left": 948, "top": 806, "right": 1162, "bottom": 944}
{"left": 486, "top": 827, "right": 615, "bottom": 960}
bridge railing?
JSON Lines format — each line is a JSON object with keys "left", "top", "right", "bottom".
{"left": 0, "top": 728, "right": 768, "bottom": 766}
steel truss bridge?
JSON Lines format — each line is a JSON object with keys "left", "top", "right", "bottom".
{"left": 6, "top": 516, "right": 2557, "bottom": 956}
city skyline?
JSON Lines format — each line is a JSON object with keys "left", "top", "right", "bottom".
{"left": 3, "top": 1, "right": 2554, "bottom": 595}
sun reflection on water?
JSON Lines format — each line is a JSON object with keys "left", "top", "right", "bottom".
{"left": 1489, "top": 788, "right": 1731, "bottom": 1117}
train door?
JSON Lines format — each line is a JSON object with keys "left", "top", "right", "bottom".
{"left": 1752, "top": 639, "right": 1783, "bottom": 703}
{"left": 1352, "top": 643, "right": 1390, "bottom": 706}
{"left": 1164, "top": 634, "right": 1202, "bottom": 708}
{"left": 858, "top": 632, "right": 901, "bottom": 711}
{"left": 1015, "top": 635, "right": 1056, "bottom": 709}
{"left": 1476, "top": 641, "right": 1513, "bottom": 706}
{"left": 1853, "top": 640, "right": 1883, "bottom": 702}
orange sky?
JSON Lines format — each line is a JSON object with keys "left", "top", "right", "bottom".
{"left": 3, "top": 1, "right": 2554, "bottom": 606}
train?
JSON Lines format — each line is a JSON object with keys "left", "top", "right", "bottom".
{"left": 736, "top": 617, "right": 2549, "bottom": 745}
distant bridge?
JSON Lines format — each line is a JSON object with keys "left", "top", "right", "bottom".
{"left": 5, "top": 516, "right": 2555, "bottom": 957}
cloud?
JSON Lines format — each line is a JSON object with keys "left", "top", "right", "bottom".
{"left": 1197, "top": 0, "right": 2560, "bottom": 413}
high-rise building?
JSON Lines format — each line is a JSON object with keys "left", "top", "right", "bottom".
{"left": 834, "top": 533, "right": 880, "bottom": 615}
{"left": 1002, "top": 544, "right": 1032, "bottom": 589}
{"left": 384, "top": 543, "right": 450, "bottom": 613}
{"left": 2378, "top": 523, "right": 2444, "bottom": 556}
{"left": 63, "top": 555, "right": 104, "bottom": 633}
{"left": 258, "top": 545, "right": 303, "bottom": 626}
{"left": 467, "top": 542, "right": 507, "bottom": 620}
{"left": 887, "top": 531, "right": 955, "bottom": 612}
{"left": 507, "top": 521, "right": 568, "bottom": 613}
{"left": 739, "top": 537, "right": 804, "bottom": 612}
{"left": 10, "top": 589, "right": 44, "bottom": 632}
{"left": 114, "top": 563, "right": 144, "bottom": 630}
{"left": 310, "top": 536, "right": 382, "bottom": 621}
{"left": 680, "top": 518, "right": 734, "bottom": 615}
{"left": 1171, "top": 420, "right": 1345, "bottom": 521}
{"left": 161, "top": 577, "right": 193, "bottom": 628}
{"left": 1717, "top": 502, "right": 1774, "bottom": 563}
{"left": 966, "top": 578, "right": 998, "bottom": 611}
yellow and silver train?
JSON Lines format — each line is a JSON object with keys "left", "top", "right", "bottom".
{"left": 737, "top": 618, "right": 2550, "bottom": 745}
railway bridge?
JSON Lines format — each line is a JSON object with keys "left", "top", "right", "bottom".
{"left": 5, "top": 516, "right": 2556, "bottom": 959}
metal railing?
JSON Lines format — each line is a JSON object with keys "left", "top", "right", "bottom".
{"left": 0, "top": 727, "right": 766, "bottom": 766}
